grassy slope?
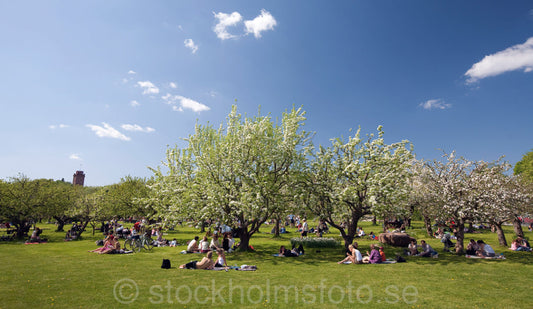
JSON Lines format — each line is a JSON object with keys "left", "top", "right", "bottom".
{"left": 0, "top": 221, "right": 532, "bottom": 308}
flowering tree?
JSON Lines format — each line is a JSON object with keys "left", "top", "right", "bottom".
{"left": 303, "top": 126, "right": 413, "bottom": 249}
{"left": 148, "top": 106, "right": 310, "bottom": 250}
{"left": 421, "top": 152, "right": 533, "bottom": 252}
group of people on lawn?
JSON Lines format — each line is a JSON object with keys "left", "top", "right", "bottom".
{"left": 337, "top": 242, "right": 388, "bottom": 264}
{"left": 180, "top": 234, "right": 233, "bottom": 269}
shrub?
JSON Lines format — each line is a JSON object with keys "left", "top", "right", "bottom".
{"left": 290, "top": 237, "right": 340, "bottom": 248}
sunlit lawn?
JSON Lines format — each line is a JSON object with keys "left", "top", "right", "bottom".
{"left": 0, "top": 221, "right": 532, "bottom": 308}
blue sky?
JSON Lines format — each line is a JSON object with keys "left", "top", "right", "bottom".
{"left": 1, "top": 1, "right": 532, "bottom": 186}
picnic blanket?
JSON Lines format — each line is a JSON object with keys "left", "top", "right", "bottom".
{"left": 465, "top": 254, "right": 506, "bottom": 260}
{"left": 180, "top": 250, "right": 202, "bottom": 254}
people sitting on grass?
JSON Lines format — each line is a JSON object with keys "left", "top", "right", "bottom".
{"left": 29, "top": 227, "right": 46, "bottom": 243}
{"left": 419, "top": 240, "right": 438, "bottom": 258}
{"left": 466, "top": 239, "right": 479, "bottom": 255}
{"left": 89, "top": 235, "right": 118, "bottom": 254}
{"left": 210, "top": 234, "right": 221, "bottom": 251}
{"left": 169, "top": 238, "right": 177, "bottom": 247}
{"left": 379, "top": 246, "right": 386, "bottom": 261}
{"left": 441, "top": 232, "right": 454, "bottom": 252}
{"left": 357, "top": 227, "right": 366, "bottom": 238}
{"left": 187, "top": 236, "right": 200, "bottom": 253}
{"left": 214, "top": 248, "right": 228, "bottom": 268}
{"left": 476, "top": 240, "right": 495, "bottom": 257}
{"left": 179, "top": 251, "right": 215, "bottom": 270}
{"left": 518, "top": 237, "right": 531, "bottom": 249}
{"left": 408, "top": 239, "right": 419, "bottom": 256}
{"left": 200, "top": 236, "right": 210, "bottom": 253}
{"left": 363, "top": 244, "right": 382, "bottom": 264}
{"left": 510, "top": 239, "right": 531, "bottom": 251}
{"left": 338, "top": 242, "right": 363, "bottom": 264}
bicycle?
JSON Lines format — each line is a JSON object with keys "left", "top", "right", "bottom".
{"left": 124, "top": 234, "right": 154, "bottom": 253}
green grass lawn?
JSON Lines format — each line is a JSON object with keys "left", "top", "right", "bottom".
{"left": 1, "top": 221, "right": 532, "bottom": 308}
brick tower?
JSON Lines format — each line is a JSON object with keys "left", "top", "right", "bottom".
{"left": 73, "top": 171, "right": 85, "bottom": 186}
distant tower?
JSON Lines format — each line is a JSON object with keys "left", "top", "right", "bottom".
{"left": 73, "top": 171, "right": 85, "bottom": 186}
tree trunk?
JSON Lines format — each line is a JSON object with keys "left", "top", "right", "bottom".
{"left": 513, "top": 217, "right": 525, "bottom": 238}
{"left": 14, "top": 221, "right": 32, "bottom": 239}
{"left": 200, "top": 221, "right": 206, "bottom": 233}
{"left": 54, "top": 216, "right": 65, "bottom": 232}
{"left": 273, "top": 218, "right": 280, "bottom": 237}
{"left": 372, "top": 216, "right": 377, "bottom": 225}
{"left": 423, "top": 215, "right": 433, "bottom": 237}
{"left": 238, "top": 229, "right": 252, "bottom": 251}
{"left": 493, "top": 222, "right": 508, "bottom": 247}
{"left": 454, "top": 220, "right": 465, "bottom": 254}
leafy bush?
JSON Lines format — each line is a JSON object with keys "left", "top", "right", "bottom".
{"left": 290, "top": 237, "right": 340, "bottom": 248}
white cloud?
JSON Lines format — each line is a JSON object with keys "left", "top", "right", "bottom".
{"left": 86, "top": 123, "right": 131, "bottom": 141}
{"left": 128, "top": 70, "right": 136, "bottom": 74}
{"left": 184, "top": 39, "right": 198, "bottom": 54}
{"left": 169, "top": 82, "right": 178, "bottom": 89}
{"left": 69, "top": 154, "right": 82, "bottom": 160}
{"left": 244, "top": 9, "right": 277, "bottom": 38}
{"left": 213, "top": 11, "right": 242, "bottom": 40}
{"left": 137, "top": 81, "right": 160, "bottom": 95}
{"left": 419, "top": 99, "right": 451, "bottom": 110}
{"left": 163, "top": 94, "right": 210, "bottom": 112}
{"left": 121, "top": 124, "right": 155, "bottom": 133}
{"left": 49, "top": 124, "right": 69, "bottom": 129}
{"left": 465, "top": 37, "right": 533, "bottom": 83}
{"left": 130, "top": 100, "right": 140, "bottom": 107}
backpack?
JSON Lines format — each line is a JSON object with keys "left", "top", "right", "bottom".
{"left": 396, "top": 255, "right": 406, "bottom": 263}
{"left": 161, "top": 259, "right": 171, "bottom": 269}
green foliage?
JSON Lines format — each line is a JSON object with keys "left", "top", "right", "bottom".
{"left": 514, "top": 149, "right": 533, "bottom": 183}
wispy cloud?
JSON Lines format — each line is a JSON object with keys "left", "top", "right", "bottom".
{"left": 128, "top": 70, "right": 137, "bottom": 75}
{"left": 184, "top": 39, "right": 198, "bottom": 53}
{"left": 465, "top": 37, "right": 533, "bottom": 83}
{"left": 121, "top": 124, "right": 155, "bottom": 133}
{"left": 213, "top": 11, "right": 242, "bottom": 40}
{"left": 130, "top": 100, "right": 140, "bottom": 107}
{"left": 419, "top": 99, "right": 451, "bottom": 110}
{"left": 163, "top": 94, "right": 210, "bottom": 112}
{"left": 69, "top": 154, "right": 82, "bottom": 160}
{"left": 244, "top": 9, "right": 277, "bottom": 38}
{"left": 86, "top": 123, "right": 131, "bottom": 141}
{"left": 49, "top": 124, "right": 69, "bottom": 129}
{"left": 137, "top": 81, "right": 160, "bottom": 95}
{"left": 169, "top": 82, "right": 178, "bottom": 89}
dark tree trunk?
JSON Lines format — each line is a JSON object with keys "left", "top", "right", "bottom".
{"left": 54, "top": 216, "right": 66, "bottom": 232}
{"left": 273, "top": 218, "right": 280, "bottom": 237}
{"left": 372, "top": 216, "right": 377, "bottom": 225}
{"left": 454, "top": 220, "right": 465, "bottom": 254}
{"left": 238, "top": 229, "right": 252, "bottom": 251}
{"left": 200, "top": 221, "right": 206, "bottom": 233}
{"left": 513, "top": 217, "right": 525, "bottom": 238}
{"left": 14, "top": 221, "right": 32, "bottom": 239}
{"left": 423, "top": 215, "right": 433, "bottom": 238}
{"left": 493, "top": 222, "right": 508, "bottom": 247}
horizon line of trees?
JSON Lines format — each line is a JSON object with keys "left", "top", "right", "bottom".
{"left": 1, "top": 106, "right": 532, "bottom": 253}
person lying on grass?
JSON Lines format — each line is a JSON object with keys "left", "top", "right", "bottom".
{"left": 278, "top": 245, "right": 304, "bottom": 257}
{"left": 179, "top": 251, "right": 215, "bottom": 270}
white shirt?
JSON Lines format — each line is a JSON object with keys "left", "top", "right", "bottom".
{"left": 354, "top": 249, "right": 363, "bottom": 262}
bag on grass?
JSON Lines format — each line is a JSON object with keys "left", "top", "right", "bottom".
{"left": 161, "top": 259, "right": 171, "bottom": 269}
